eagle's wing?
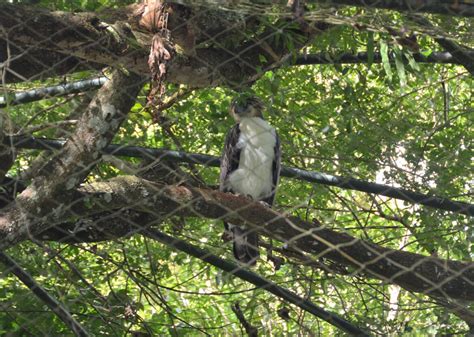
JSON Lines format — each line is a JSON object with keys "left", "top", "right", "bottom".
{"left": 263, "top": 131, "right": 281, "bottom": 206}
{"left": 219, "top": 124, "right": 259, "bottom": 265}
{"left": 219, "top": 124, "right": 241, "bottom": 192}
{"left": 220, "top": 124, "right": 240, "bottom": 241}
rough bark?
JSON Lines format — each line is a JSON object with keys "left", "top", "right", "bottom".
{"left": 308, "top": 0, "right": 474, "bottom": 16}
{"left": 0, "top": 4, "right": 148, "bottom": 79}
{"left": 9, "top": 136, "right": 473, "bottom": 216}
{"left": 0, "top": 3, "right": 328, "bottom": 87}
{"left": 188, "top": 0, "right": 474, "bottom": 17}
{"left": 2, "top": 2, "right": 469, "bottom": 89}
{"left": 294, "top": 51, "right": 472, "bottom": 66}
{"left": 0, "top": 111, "right": 15, "bottom": 181}
{"left": 0, "top": 70, "right": 143, "bottom": 248}
{"left": 37, "top": 210, "right": 150, "bottom": 243}
{"left": 0, "top": 42, "right": 104, "bottom": 83}
{"left": 19, "top": 175, "right": 474, "bottom": 302}
{"left": 0, "top": 0, "right": 471, "bottom": 311}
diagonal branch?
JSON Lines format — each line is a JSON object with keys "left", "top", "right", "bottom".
{"left": 231, "top": 302, "right": 258, "bottom": 337}
{"left": 408, "top": 14, "right": 474, "bottom": 75}
{"left": 144, "top": 229, "right": 370, "bottom": 336}
{"left": 0, "top": 251, "right": 89, "bottom": 337}
{"left": 6, "top": 176, "right": 471, "bottom": 301}
{"left": 0, "top": 70, "right": 144, "bottom": 249}
{"left": 8, "top": 136, "right": 473, "bottom": 216}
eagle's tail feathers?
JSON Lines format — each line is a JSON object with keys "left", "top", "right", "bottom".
{"left": 232, "top": 226, "right": 259, "bottom": 266}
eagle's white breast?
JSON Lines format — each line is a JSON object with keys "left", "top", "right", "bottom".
{"left": 228, "top": 117, "right": 276, "bottom": 200}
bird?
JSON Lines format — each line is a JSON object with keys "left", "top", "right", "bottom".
{"left": 219, "top": 95, "right": 281, "bottom": 265}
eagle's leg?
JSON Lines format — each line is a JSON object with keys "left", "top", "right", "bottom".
{"left": 222, "top": 222, "right": 233, "bottom": 242}
{"left": 232, "top": 225, "right": 259, "bottom": 266}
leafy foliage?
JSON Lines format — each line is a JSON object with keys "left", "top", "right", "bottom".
{"left": 1, "top": 1, "right": 472, "bottom": 336}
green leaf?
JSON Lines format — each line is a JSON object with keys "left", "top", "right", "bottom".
{"left": 406, "top": 51, "right": 421, "bottom": 72}
{"left": 380, "top": 40, "right": 393, "bottom": 81}
{"left": 394, "top": 48, "right": 407, "bottom": 87}
{"left": 421, "top": 49, "right": 433, "bottom": 57}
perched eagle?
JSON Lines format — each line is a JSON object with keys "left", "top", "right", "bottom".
{"left": 219, "top": 96, "right": 281, "bottom": 265}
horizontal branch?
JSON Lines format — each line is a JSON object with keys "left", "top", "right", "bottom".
{"left": 173, "top": 0, "right": 473, "bottom": 17}
{"left": 0, "top": 39, "right": 105, "bottom": 84}
{"left": 294, "top": 51, "right": 468, "bottom": 66}
{"left": 1, "top": 49, "right": 463, "bottom": 106}
{"left": 12, "top": 176, "right": 474, "bottom": 301}
{"left": 309, "top": 0, "right": 474, "bottom": 17}
{"left": 0, "top": 3, "right": 328, "bottom": 88}
{"left": 0, "top": 50, "right": 462, "bottom": 105}
{"left": 0, "top": 77, "right": 107, "bottom": 108}
{"left": 7, "top": 136, "right": 473, "bottom": 217}
{"left": 144, "top": 229, "right": 370, "bottom": 336}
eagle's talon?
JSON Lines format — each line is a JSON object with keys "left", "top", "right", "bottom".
{"left": 232, "top": 192, "right": 252, "bottom": 200}
{"left": 221, "top": 230, "right": 233, "bottom": 242}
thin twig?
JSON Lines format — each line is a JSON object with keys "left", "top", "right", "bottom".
{"left": 231, "top": 302, "right": 258, "bottom": 337}
{"left": 143, "top": 228, "right": 371, "bottom": 336}
{"left": 19, "top": 120, "right": 78, "bottom": 135}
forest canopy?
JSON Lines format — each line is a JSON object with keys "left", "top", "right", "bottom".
{"left": 0, "top": 0, "right": 473, "bottom": 335}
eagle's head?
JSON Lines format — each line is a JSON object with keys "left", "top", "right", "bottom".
{"left": 230, "top": 96, "right": 265, "bottom": 122}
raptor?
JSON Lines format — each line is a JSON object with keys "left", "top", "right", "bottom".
{"left": 219, "top": 96, "right": 281, "bottom": 265}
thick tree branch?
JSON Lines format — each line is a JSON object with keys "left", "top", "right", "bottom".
{"left": 0, "top": 251, "right": 89, "bottom": 337}
{"left": 308, "top": 0, "right": 474, "bottom": 17}
{"left": 2, "top": 49, "right": 465, "bottom": 105}
{"left": 37, "top": 210, "right": 152, "bottom": 243}
{"left": 0, "top": 111, "right": 15, "bottom": 181}
{"left": 294, "top": 51, "right": 470, "bottom": 66}
{"left": 191, "top": 0, "right": 473, "bottom": 16}
{"left": 408, "top": 15, "right": 474, "bottom": 75}
{"left": 0, "top": 4, "right": 147, "bottom": 81}
{"left": 0, "top": 3, "right": 329, "bottom": 88}
{"left": 2, "top": 2, "right": 469, "bottom": 89}
{"left": 0, "top": 49, "right": 464, "bottom": 87}
{"left": 8, "top": 136, "right": 473, "bottom": 216}
{"left": 0, "top": 42, "right": 104, "bottom": 84}
{"left": 0, "top": 4, "right": 147, "bottom": 68}
{"left": 0, "top": 70, "right": 143, "bottom": 249}
{"left": 5, "top": 176, "right": 471, "bottom": 301}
